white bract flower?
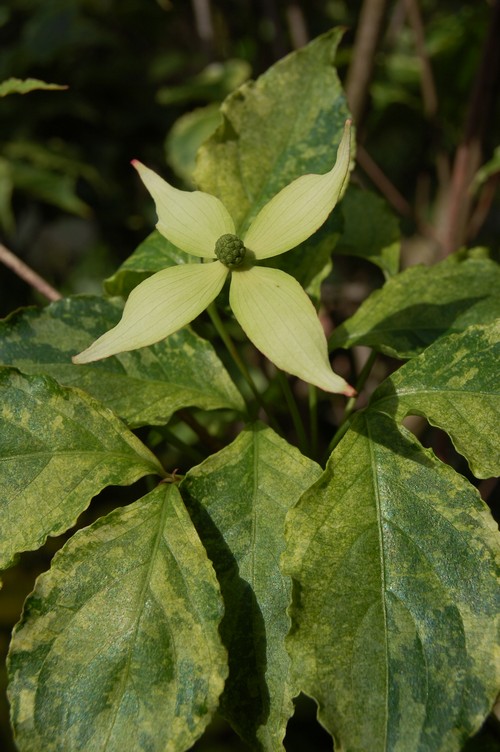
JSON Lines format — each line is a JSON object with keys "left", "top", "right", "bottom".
{"left": 73, "top": 120, "right": 355, "bottom": 395}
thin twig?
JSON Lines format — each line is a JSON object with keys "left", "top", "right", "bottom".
{"left": 191, "top": 0, "right": 214, "bottom": 53}
{"left": 439, "top": 0, "right": 500, "bottom": 257}
{"left": 0, "top": 243, "right": 62, "bottom": 302}
{"left": 356, "top": 145, "right": 413, "bottom": 218}
{"left": 403, "top": 0, "right": 438, "bottom": 118}
{"left": 285, "top": 3, "right": 309, "bottom": 50}
{"left": 467, "top": 174, "right": 500, "bottom": 240}
{"left": 345, "top": 0, "right": 389, "bottom": 125}
{"left": 356, "top": 145, "right": 440, "bottom": 244}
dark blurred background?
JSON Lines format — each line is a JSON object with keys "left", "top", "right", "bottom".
{"left": 1, "top": 1, "right": 499, "bottom": 749}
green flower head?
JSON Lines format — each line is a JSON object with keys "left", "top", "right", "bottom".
{"left": 73, "top": 120, "right": 355, "bottom": 395}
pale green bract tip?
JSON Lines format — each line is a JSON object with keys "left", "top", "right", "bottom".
{"left": 229, "top": 265, "right": 354, "bottom": 395}
{"left": 243, "top": 120, "right": 352, "bottom": 259}
{"left": 132, "top": 160, "right": 235, "bottom": 258}
{"left": 72, "top": 262, "right": 228, "bottom": 363}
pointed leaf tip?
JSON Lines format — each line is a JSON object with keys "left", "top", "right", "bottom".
{"left": 243, "top": 120, "right": 353, "bottom": 259}
{"left": 133, "top": 160, "right": 235, "bottom": 258}
{"left": 72, "top": 262, "right": 228, "bottom": 363}
{"left": 230, "top": 266, "right": 354, "bottom": 394}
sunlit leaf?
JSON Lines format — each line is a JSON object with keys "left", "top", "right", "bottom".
{"left": 0, "top": 369, "right": 163, "bottom": 571}
{"left": 283, "top": 412, "right": 500, "bottom": 752}
{"left": 181, "top": 424, "right": 322, "bottom": 750}
{"left": 8, "top": 484, "right": 227, "bottom": 751}
{"left": 370, "top": 321, "right": 500, "bottom": 478}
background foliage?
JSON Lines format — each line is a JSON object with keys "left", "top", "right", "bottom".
{"left": 1, "top": 1, "right": 499, "bottom": 750}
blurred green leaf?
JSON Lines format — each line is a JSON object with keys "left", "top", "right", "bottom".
{"left": 329, "top": 256, "right": 500, "bottom": 357}
{"left": 166, "top": 104, "right": 222, "bottom": 185}
{"left": 157, "top": 59, "right": 251, "bottom": 106}
{"left": 284, "top": 412, "right": 500, "bottom": 752}
{"left": 0, "top": 368, "right": 163, "bottom": 571}
{"left": 370, "top": 321, "right": 500, "bottom": 478}
{"left": 0, "top": 296, "right": 245, "bottom": 426}
{"left": 181, "top": 424, "right": 322, "bottom": 750}
{"left": 8, "top": 160, "right": 91, "bottom": 217}
{"left": 0, "top": 77, "right": 67, "bottom": 97}
{"left": 8, "top": 484, "right": 227, "bottom": 752}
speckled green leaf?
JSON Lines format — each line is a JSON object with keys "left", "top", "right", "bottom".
{"left": 329, "top": 256, "right": 500, "bottom": 357}
{"left": 0, "top": 368, "right": 163, "bottom": 571}
{"left": 8, "top": 484, "right": 227, "bottom": 752}
{"left": 194, "top": 28, "right": 351, "bottom": 237}
{"left": 181, "top": 424, "right": 322, "bottom": 750}
{"left": 104, "top": 230, "right": 191, "bottom": 297}
{"left": 370, "top": 321, "right": 500, "bottom": 478}
{"left": 283, "top": 412, "right": 500, "bottom": 752}
{"left": 0, "top": 296, "right": 244, "bottom": 426}
{"left": 335, "top": 186, "right": 400, "bottom": 277}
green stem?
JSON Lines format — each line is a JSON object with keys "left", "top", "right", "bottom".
{"left": 308, "top": 384, "right": 318, "bottom": 460}
{"left": 326, "top": 349, "right": 378, "bottom": 457}
{"left": 207, "top": 303, "right": 279, "bottom": 429}
{"left": 277, "top": 371, "right": 308, "bottom": 454}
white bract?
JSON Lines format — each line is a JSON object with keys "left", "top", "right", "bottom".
{"left": 73, "top": 120, "right": 354, "bottom": 395}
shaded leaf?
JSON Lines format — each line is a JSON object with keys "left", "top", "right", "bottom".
{"left": 283, "top": 412, "right": 500, "bottom": 752}
{"left": 194, "top": 28, "right": 351, "bottom": 236}
{"left": 370, "top": 321, "right": 500, "bottom": 478}
{"left": 0, "top": 296, "right": 244, "bottom": 426}
{"left": 335, "top": 185, "right": 401, "bottom": 277}
{"left": 0, "top": 368, "right": 163, "bottom": 571}
{"left": 0, "top": 78, "right": 67, "bottom": 97}
{"left": 181, "top": 424, "right": 321, "bottom": 750}
{"left": 8, "top": 484, "right": 227, "bottom": 752}
{"left": 329, "top": 256, "right": 500, "bottom": 357}
{"left": 104, "top": 231, "right": 191, "bottom": 297}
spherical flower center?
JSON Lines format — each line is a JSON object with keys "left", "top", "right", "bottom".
{"left": 214, "top": 234, "right": 246, "bottom": 268}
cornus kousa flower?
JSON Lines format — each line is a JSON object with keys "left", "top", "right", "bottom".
{"left": 73, "top": 120, "right": 355, "bottom": 396}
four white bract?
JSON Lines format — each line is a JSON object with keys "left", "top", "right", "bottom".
{"left": 73, "top": 120, "right": 354, "bottom": 396}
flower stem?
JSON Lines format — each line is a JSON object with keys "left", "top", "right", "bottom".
{"left": 207, "top": 303, "right": 278, "bottom": 429}
{"left": 308, "top": 384, "right": 318, "bottom": 460}
{"left": 325, "top": 349, "right": 378, "bottom": 458}
{"left": 277, "top": 371, "right": 308, "bottom": 454}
